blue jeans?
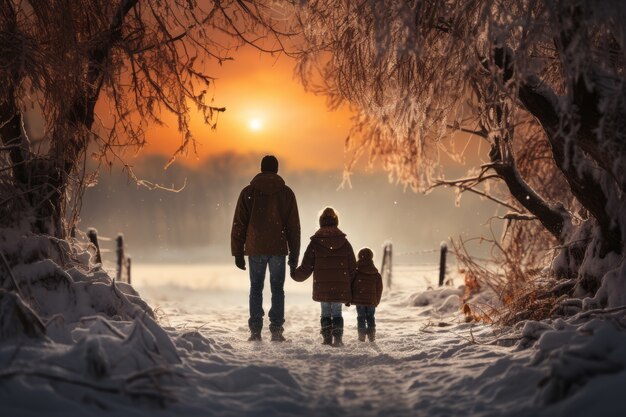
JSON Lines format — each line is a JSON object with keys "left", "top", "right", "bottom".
{"left": 248, "top": 255, "right": 285, "bottom": 333}
{"left": 356, "top": 306, "right": 376, "bottom": 329}
{"left": 320, "top": 302, "right": 342, "bottom": 318}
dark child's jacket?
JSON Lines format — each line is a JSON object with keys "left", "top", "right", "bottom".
{"left": 292, "top": 226, "right": 356, "bottom": 303}
{"left": 351, "top": 258, "right": 383, "bottom": 307}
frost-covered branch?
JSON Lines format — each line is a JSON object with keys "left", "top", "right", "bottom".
{"left": 0, "top": 0, "right": 291, "bottom": 237}
{"left": 429, "top": 174, "right": 522, "bottom": 213}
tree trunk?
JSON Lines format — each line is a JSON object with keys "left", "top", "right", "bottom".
{"left": 471, "top": 76, "right": 570, "bottom": 244}
{"left": 1, "top": 0, "right": 139, "bottom": 238}
{"left": 519, "top": 80, "right": 623, "bottom": 256}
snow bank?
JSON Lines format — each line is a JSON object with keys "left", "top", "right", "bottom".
{"left": 513, "top": 309, "right": 626, "bottom": 416}
{"left": 4, "top": 229, "right": 626, "bottom": 416}
{"left": 404, "top": 282, "right": 626, "bottom": 415}
{"left": 0, "top": 229, "right": 183, "bottom": 410}
{"left": 409, "top": 287, "right": 463, "bottom": 314}
{"left": 0, "top": 291, "right": 46, "bottom": 340}
{"left": 590, "top": 260, "right": 626, "bottom": 308}
{"left": 0, "top": 230, "right": 308, "bottom": 416}
{"left": 551, "top": 215, "right": 626, "bottom": 310}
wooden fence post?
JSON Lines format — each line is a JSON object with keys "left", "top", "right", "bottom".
{"left": 439, "top": 241, "right": 447, "bottom": 286}
{"left": 126, "top": 256, "right": 132, "bottom": 285}
{"left": 116, "top": 234, "right": 124, "bottom": 282}
{"left": 387, "top": 243, "right": 393, "bottom": 289}
{"left": 381, "top": 242, "right": 393, "bottom": 289}
{"left": 87, "top": 228, "right": 102, "bottom": 265}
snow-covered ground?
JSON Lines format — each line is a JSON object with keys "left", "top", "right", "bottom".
{"left": 3, "top": 261, "right": 626, "bottom": 416}
{"left": 132, "top": 264, "right": 626, "bottom": 416}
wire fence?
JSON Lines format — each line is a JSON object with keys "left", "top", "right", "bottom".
{"left": 86, "top": 228, "right": 132, "bottom": 284}
{"left": 381, "top": 242, "right": 457, "bottom": 290}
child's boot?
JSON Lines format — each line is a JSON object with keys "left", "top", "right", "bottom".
{"left": 320, "top": 317, "right": 333, "bottom": 345}
{"left": 248, "top": 318, "right": 262, "bottom": 341}
{"left": 270, "top": 325, "right": 286, "bottom": 342}
{"left": 357, "top": 316, "right": 367, "bottom": 342}
{"left": 331, "top": 317, "right": 344, "bottom": 347}
{"left": 358, "top": 328, "right": 367, "bottom": 342}
{"left": 366, "top": 326, "right": 376, "bottom": 342}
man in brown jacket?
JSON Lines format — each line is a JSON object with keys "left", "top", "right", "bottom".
{"left": 231, "top": 155, "right": 300, "bottom": 342}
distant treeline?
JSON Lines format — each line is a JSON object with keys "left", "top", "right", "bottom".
{"left": 80, "top": 153, "right": 494, "bottom": 263}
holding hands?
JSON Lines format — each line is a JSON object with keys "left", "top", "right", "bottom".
{"left": 288, "top": 253, "right": 298, "bottom": 278}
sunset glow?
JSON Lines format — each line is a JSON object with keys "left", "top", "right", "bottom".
{"left": 129, "top": 48, "right": 355, "bottom": 172}
{"left": 248, "top": 118, "right": 263, "bottom": 132}
{"left": 8, "top": 3, "right": 625, "bottom": 416}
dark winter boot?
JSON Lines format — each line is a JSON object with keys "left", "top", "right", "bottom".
{"left": 248, "top": 318, "right": 262, "bottom": 341}
{"left": 248, "top": 331, "right": 262, "bottom": 342}
{"left": 331, "top": 317, "right": 344, "bottom": 347}
{"left": 320, "top": 317, "right": 333, "bottom": 345}
{"left": 270, "top": 325, "right": 286, "bottom": 342}
{"left": 358, "top": 328, "right": 367, "bottom": 342}
{"left": 366, "top": 326, "right": 376, "bottom": 342}
{"left": 357, "top": 315, "right": 367, "bottom": 342}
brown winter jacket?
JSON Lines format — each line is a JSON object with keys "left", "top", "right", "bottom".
{"left": 351, "top": 258, "right": 383, "bottom": 307}
{"left": 231, "top": 172, "right": 300, "bottom": 257}
{"left": 292, "top": 226, "right": 356, "bottom": 303}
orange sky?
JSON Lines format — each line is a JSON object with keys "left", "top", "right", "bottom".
{"left": 19, "top": 36, "right": 486, "bottom": 177}
{"left": 135, "top": 47, "right": 355, "bottom": 172}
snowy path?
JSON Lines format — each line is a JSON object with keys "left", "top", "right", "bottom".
{"left": 134, "top": 265, "right": 547, "bottom": 417}
{"left": 5, "top": 263, "right": 625, "bottom": 417}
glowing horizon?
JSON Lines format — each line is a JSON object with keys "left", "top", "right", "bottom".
{"left": 127, "top": 48, "right": 355, "bottom": 172}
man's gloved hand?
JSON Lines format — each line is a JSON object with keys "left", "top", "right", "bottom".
{"left": 235, "top": 255, "right": 246, "bottom": 270}
{"left": 288, "top": 253, "right": 298, "bottom": 279}
{"left": 288, "top": 253, "right": 298, "bottom": 268}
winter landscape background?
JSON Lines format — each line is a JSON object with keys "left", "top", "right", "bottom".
{"left": 4, "top": 256, "right": 626, "bottom": 417}
{"left": 78, "top": 153, "right": 497, "bottom": 264}
{"left": 3, "top": 1, "right": 626, "bottom": 416}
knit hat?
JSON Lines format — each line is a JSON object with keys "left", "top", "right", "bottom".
{"left": 319, "top": 207, "right": 339, "bottom": 227}
{"left": 261, "top": 155, "right": 279, "bottom": 173}
{"left": 358, "top": 248, "right": 374, "bottom": 261}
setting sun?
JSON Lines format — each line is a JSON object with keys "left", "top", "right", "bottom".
{"left": 135, "top": 49, "right": 354, "bottom": 171}
{"left": 248, "top": 118, "right": 263, "bottom": 131}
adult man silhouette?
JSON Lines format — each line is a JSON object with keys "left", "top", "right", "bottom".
{"left": 231, "top": 155, "right": 300, "bottom": 341}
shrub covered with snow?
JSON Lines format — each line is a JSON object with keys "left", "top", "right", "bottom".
{"left": 409, "top": 287, "right": 463, "bottom": 314}
{"left": 0, "top": 229, "right": 183, "bottom": 408}
{"left": 513, "top": 308, "right": 626, "bottom": 414}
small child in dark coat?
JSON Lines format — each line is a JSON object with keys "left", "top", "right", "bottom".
{"left": 351, "top": 248, "right": 383, "bottom": 342}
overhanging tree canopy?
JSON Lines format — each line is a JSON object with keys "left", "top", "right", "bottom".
{"left": 0, "top": 0, "right": 283, "bottom": 237}
{"left": 290, "top": 0, "right": 626, "bottom": 303}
